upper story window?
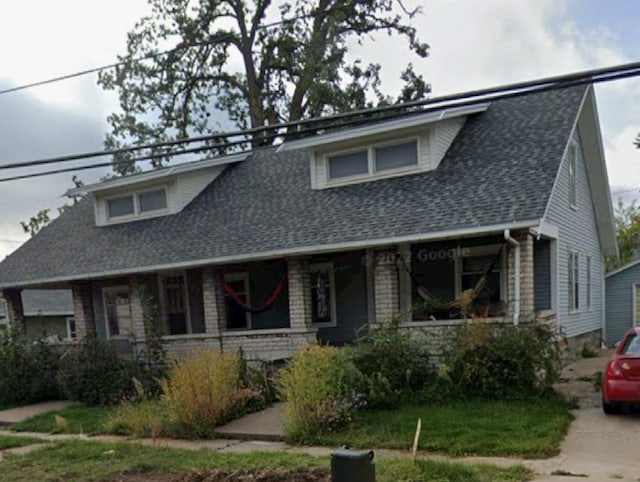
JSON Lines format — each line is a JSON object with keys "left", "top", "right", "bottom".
{"left": 568, "top": 142, "right": 577, "bottom": 208}
{"left": 106, "top": 187, "right": 168, "bottom": 221}
{"left": 327, "top": 139, "right": 419, "bottom": 182}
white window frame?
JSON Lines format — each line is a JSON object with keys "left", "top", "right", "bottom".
{"left": 105, "top": 185, "right": 169, "bottom": 222}
{"left": 309, "top": 262, "right": 338, "bottom": 328}
{"left": 453, "top": 244, "right": 507, "bottom": 302}
{"left": 586, "top": 255, "right": 592, "bottom": 310}
{"left": 158, "top": 271, "right": 192, "bottom": 335}
{"left": 102, "top": 285, "right": 132, "bottom": 339}
{"left": 568, "top": 251, "right": 580, "bottom": 313}
{"left": 324, "top": 136, "right": 420, "bottom": 184}
{"left": 223, "top": 272, "right": 252, "bottom": 330}
{"left": 568, "top": 142, "right": 577, "bottom": 209}
{"left": 65, "top": 317, "right": 77, "bottom": 340}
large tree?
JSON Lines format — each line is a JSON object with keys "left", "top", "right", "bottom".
{"left": 98, "top": 0, "right": 430, "bottom": 174}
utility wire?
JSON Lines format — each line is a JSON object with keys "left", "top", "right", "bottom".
{"left": 4, "top": 59, "right": 640, "bottom": 174}
{"left": 0, "top": 9, "right": 340, "bottom": 97}
{"left": 3, "top": 60, "right": 640, "bottom": 183}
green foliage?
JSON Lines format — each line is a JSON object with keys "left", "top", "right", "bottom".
{"left": 11, "top": 405, "right": 112, "bottom": 435}
{"left": 350, "top": 320, "right": 433, "bottom": 408}
{"left": 608, "top": 199, "right": 640, "bottom": 271}
{"left": 160, "top": 349, "right": 252, "bottom": 437}
{"left": 311, "top": 398, "right": 572, "bottom": 459}
{"left": 98, "top": 0, "right": 430, "bottom": 174}
{"left": 104, "top": 400, "right": 168, "bottom": 438}
{"left": 581, "top": 342, "right": 598, "bottom": 358}
{"left": 441, "top": 321, "right": 563, "bottom": 400}
{"left": 0, "top": 439, "right": 531, "bottom": 482}
{"left": 0, "top": 332, "right": 60, "bottom": 405}
{"left": 278, "top": 345, "right": 365, "bottom": 441}
{"left": 57, "top": 338, "right": 159, "bottom": 406}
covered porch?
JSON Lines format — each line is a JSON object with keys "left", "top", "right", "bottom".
{"left": 1, "top": 229, "right": 556, "bottom": 360}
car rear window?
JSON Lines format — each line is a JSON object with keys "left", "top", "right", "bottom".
{"left": 620, "top": 333, "right": 640, "bottom": 355}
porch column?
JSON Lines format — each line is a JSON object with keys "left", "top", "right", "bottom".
{"left": 518, "top": 232, "right": 535, "bottom": 320}
{"left": 71, "top": 282, "right": 96, "bottom": 339}
{"left": 2, "top": 288, "right": 25, "bottom": 333}
{"left": 287, "top": 257, "right": 313, "bottom": 329}
{"left": 506, "top": 231, "right": 535, "bottom": 322}
{"left": 373, "top": 248, "right": 400, "bottom": 324}
{"left": 203, "top": 266, "right": 226, "bottom": 336}
{"left": 128, "top": 275, "right": 148, "bottom": 341}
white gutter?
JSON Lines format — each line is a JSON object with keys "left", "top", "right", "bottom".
{"left": 504, "top": 229, "right": 520, "bottom": 325}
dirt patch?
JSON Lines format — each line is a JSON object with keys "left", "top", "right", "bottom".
{"left": 103, "top": 467, "right": 330, "bottom": 482}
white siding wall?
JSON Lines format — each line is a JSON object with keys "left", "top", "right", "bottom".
{"left": 429, "top": 116, "right": 465, "bottom": 170}
{"left": 545, "top": 131, "right": 604, "bottom": 338}
{"left": 176, "top": 166, "right": 225, "bottom": 209}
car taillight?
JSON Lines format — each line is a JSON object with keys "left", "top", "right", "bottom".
{"left": 606, "top": 360, "right": 625, "bottom": 380}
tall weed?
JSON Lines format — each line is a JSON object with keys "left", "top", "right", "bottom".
{"left": 160, "top": 349, "right": 249, "bottom": 437}
{"left": 278, "top": 345, "right": 365, "bottom": 442}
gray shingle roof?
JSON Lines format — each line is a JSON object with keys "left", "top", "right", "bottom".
{"left": 0, "top": 289, "right": 73, "bottom": 316}
{"left": 0, "top": 86, "right": 587, "bottom": 287}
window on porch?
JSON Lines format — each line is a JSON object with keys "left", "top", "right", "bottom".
{"left": 409, "top": 243, "right": 507, "bottom": 320}
{"left": 310, "top": 263, "right": 337, "bottom": 327}
{"left": 102, "top": 286, "right": 132, "bottom": 338}
{"left": 160, "top": 273, "right": 191, "bottom": 335}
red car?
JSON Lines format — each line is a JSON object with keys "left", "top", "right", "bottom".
{"left": 602, "top": 327, "right": 640, "bottom": 414}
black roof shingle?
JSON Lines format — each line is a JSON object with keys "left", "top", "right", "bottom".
{"left": 0, "top": 85, "right": 587, "bottom": 287}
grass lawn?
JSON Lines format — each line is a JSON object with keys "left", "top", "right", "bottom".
{"left": 309, "top": 397, "right": 572, "bottom": 458}
{"left": 0, "top": 434, "right": 45, "bottom": 450}
{"left": 0, "top": 440, "right": 532, "bottom": 482}
{"left": 10, "top": 405, "right": 112, "bottom": 435}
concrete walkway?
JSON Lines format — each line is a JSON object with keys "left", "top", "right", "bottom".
{"left": 0, "top": 401, "right": 74, "bottom": 426}
{"left": 214, "top": 402, "right": 285, "bottom": 441}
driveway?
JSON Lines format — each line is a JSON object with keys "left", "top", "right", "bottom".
{"left": 531, "top": 352, "right": 640, "bottom": 481}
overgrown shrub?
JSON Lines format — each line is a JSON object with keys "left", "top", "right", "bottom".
{"left": 0, "top": 332, "right": 60, "bottom": 405}
{"left": 103, "top": 400, "right": 168, "bottom": 438}
{"left": 350, "top": 321, "right": 433, "bottom": 408}
{"left": 278, "top": 345, "right": 365, "bottom": 442}
{"left": 441, "top": 321, "right": 562, "bottom": 399}
{"left": 160, "top": 349, "right": 251, "bottom": 438}
{"left": 57, "top": 338, "right": 159, "bottom": 405}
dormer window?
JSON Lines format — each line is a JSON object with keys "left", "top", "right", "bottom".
{"left": 106, "top": 187, "right": 168, "bottom": 221}
{"left": 327, "top": 138, "right": 419, "bottom": 182}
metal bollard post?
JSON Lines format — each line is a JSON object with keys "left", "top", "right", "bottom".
{"left": 330, "top": 448, "right": 375, "bottom": 482}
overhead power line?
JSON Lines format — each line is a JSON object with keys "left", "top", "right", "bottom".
{"left": 0, "top": 9, "right": 341, "bottom": 97}
{"left": 3, "top": 60, "right": 640, "bottom": 184}
{"left": 4, "top": 59, "right": 640, "bottom": 176}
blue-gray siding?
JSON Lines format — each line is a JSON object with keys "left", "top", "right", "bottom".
{"left": 534, "top": 239, "right": 552, "bottom": 311}
{"left": 605, "top": 264, "right": 640, "bottom": 346}
{"left": 545, "top": 130, "right": 604, "bottom": 338}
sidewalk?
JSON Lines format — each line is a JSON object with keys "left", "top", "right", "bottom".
{"left": 0, "top": 401, "right": 74, "bottom": 426}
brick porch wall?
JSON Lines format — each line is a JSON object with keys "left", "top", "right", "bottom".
{"left": 2, "top": 288, "right": 25, "bottom": 333}
{"left": 373, "top": 248, "right": 399, "bottom": 324}
{"left": 71, "top": 282, "right": 95, "bottom": 339}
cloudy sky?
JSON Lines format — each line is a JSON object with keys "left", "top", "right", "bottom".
{"left": 1, "top": 0, "right": 640, "bottom": 259}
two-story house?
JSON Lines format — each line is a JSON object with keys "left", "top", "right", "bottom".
{"left": 0, "top": 84, "right": 617, "bottom": 360}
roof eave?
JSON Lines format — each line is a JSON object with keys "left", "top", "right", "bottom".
{"left": 277, "top": 103, "right": 490, "bottom": 152}
{"left": 0, "top": 219, "right": 539, "bottom": 289}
